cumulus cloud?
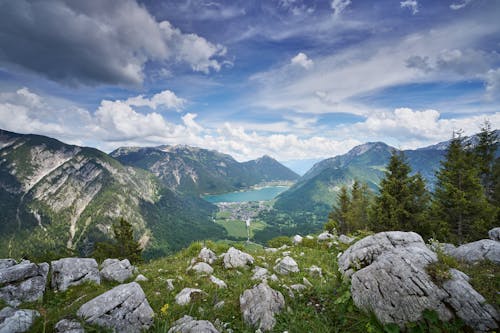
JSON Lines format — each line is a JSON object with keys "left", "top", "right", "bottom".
{"left": 0, "top": 0, "right": 226, "bottom": 86}
{"left": 291, "top": 52, "right": 314, "bottom": 69}
{"left": 485, "top": 68, "right": 500, "bottom": 100}
{"left": 331, "top": 0, "right": 351, "bottom": 17}
{"left": 125, "top": 90, "right": 186, "bottom": 110}
{"left": 400, "top": 0, "right": 419, "bottom": 14}
{"left": 450, "top": 0, "right": 474, "bottom": 10}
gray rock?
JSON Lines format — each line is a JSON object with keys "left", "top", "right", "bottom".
{"left": 51, "top": 258, "right": 100, "bottom": 292}
{"left": 240, "top": 282, "right": 285, "bottom": 332}
{"left": 0, "top": 259, "right": 16, "bottom": 270}
{"left": 0, "top": 307, "right": 40, "bottom": 333}
{"left": 100, "top": 259, "right": 134, "bottom": 283}
{"left": 264, "top": 248, "right": 278, "bottom": 253}
{"left": 190, "top": 262, "right": 213, "bottom": 275}
{"left": 77, "top": 282, "right": 153, "bottom": 333}
{"left": 166, "top": 279, "right": 175, "bottom": 291}
{"left": 54, "top": 319, "right": 84, "bottom": 333}
{"left": 450, "top": 239, "right": 500, "bottom": 264}
{"left": 489, "top": 227, "right": 500, "bottom": 241}
{"left": 308, "top": 265, "right": 322, "bottom": 278}
{"left": 198, "top": 247, "right": 217, "bottom": 264}
{"left": 175, "top": 288, "right": 206, "bottom": 306}
{"left": 209, "top": 275, "right": 227, "bottom": 288}
{"left": 292, "top": 235, "right": 303, "bottom": 245}
{"left": 135, "top": 274, "right": 148, "bottom": 282}
{"left": 273, "top": 256, "right": 299, "bottom": 275}
{"left": 290, "top": 284, "right": 307, "bottom": 291}
{"left": 0, "top": 261, "right": 49, "bottom": 306}
{"left": 222, "top": 247, "right": 254, "bottom": 269}
{"left": 302, "top": 277, "right": 313, "bottom": 287}
{"left": 252, "top": 266, "right": 269, "bottom": 281}
{"left": 338, "top": 234, "right": 355, "bottom": 244}
{"left": 317, "top": 232, "right": 335, "bottom": 241}
{"left": 168, "top": 315, "right": 220, "bottom": 333}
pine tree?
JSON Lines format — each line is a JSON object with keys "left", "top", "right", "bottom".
{"left": 328, "top": 185, "right": 350, "bottom": 233}
{"left": 474, "top": 121, "right": 498, "bottom": 201}
{"left": 93, "top": 217, "right": 143, "bottom": 263}
{"left": 348, "top": 181, "right": 371, "bottom": 231}
{"left": 430, "top": 132, "right": 495, "bottom": 243}
{"left": 369, "top": 150, "right": 430, "bottom": 236}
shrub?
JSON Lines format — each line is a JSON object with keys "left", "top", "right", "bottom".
{"left": 267, "top": 236, "right": 292, "bottom": 248}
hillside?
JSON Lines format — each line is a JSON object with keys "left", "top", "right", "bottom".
{"left": 0, "top": 129, "right": 224, "bottom": 259}
{"left": 111, "top": 146, "right": 299, "bottom": 195}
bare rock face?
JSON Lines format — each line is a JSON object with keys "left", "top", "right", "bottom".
{"left": 175, "top": 288, "right": 206, "bottom": 306}
{"left": 198, "top": 247, "right": 217, "bottom": 264}
{"left": 168, "top": 315, "right": 220, "bottom": 333}
{"left": 339, "top": 231, "right": 499, "bottom": 332}
{"left": 292, "top": 235, "right": 303, "bottom": 245}
{"left": 252, "top": 266, "right": 270, "bottom": 281}
{"left": 0, "top": 307, "right": 40, "bottom": 333}
{"left": 51, "top": 257, "right": 100, "bottom": 292}
{"left": 273, "top": 256, "right": 299, "bottom": 275}
{"left": 317, "top": 232, "right": 335, "bottom": 241}
{"left": 0, "top": 260, "right": 49, "bottom": 306}
{"left": 54, "top": 319, "right": 84, "bottom": 333}
{"left": 100, "top": 258, "right": 134, "bottom": 283}
{"left": 222, "top": 247, "right": 254, "bottom": 269}
{"left": 209, "top": 275, "right": 227, "bottom": 289}
{"left": 0, "top": 259, "right": 16, "bottom": 270}
{"left": 450, "top": 239, "right": 500, "bottom": 264}
{"left": 77, "top": 282, "right": 154, "bottom": 333}
{"left": 240, "top": 282, "right": 285, "bottom": 332}
{"left": 489, "top": 227, "right": 500, "bottom": 241}
{"left": 338, "top": 234, "right": 355, "bottom": 244}
{"left": 189, "top": 262, "right": 213, "bottom": 275}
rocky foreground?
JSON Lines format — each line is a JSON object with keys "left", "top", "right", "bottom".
{"left": 0, "top": 228, "right": 499, "bottom": 332}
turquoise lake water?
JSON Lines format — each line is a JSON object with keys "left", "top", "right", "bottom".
{"left": 203, "top": 186, "right": 290, "bottom": 203}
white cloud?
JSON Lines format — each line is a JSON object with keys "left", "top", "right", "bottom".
{"left": 485, "top": 68, "right": 500, "bottom": 100}
{"left": 331, "top": 0, "right": 351, "bottom": 17}
{"left": 450, "top": 0, "right": 473, "bottom": 10}
{"left": 291, "top": 52, "right": 314, "bottom": 69}
{"left": 125, "top": 90, "right": 186, "bottom": 110}
{"left": 400, "top": 0, "right": 419, "bottom": 15}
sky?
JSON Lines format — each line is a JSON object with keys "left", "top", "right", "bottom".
{"left": 0, "top": 0, "right": 499, "bottom": 165}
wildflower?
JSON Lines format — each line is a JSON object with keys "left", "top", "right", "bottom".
{"left": 160, "top": 303, "right": 169, "bottom": 315}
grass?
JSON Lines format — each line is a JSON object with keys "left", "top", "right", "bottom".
{"left": 215, "top": 218, "right": 266, "bottom": 239}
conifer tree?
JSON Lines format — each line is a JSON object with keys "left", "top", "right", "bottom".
{"left": 93, "top": 217, "right": 143, "bottom": 263}
{"left": 474, "top": 121, "right": 498, "bottom": 200}
{"left": 328, "top": 185, "right": 350, "bottom": 233}
{"left": 348, "top": 181, "right": 371, "bottom": 231}
{"left": 369, "top": 150, "right": 430, "bottom": 236}
{"left": 430, "top": 132, "right": 494, "bottom": 243}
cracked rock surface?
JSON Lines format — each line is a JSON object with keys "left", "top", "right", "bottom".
{"left": 338, "top": 231, "right": 499, "bottom": 332}
{"left": 449, "top": 239, "right": 500, "bottom": 264}
{"left": 240, "top": 282, "right": 285, "bottom": 332}
{"left": 100, "top": 258, "right": 134, "bottom": 283}
{"left": 222, "top": 247, "right": 254, "bottom": 269}
{"left": 77, "top": 282, "right": 154, "bottom": 332}
{"left": 51, "top": 257, "right": 100, "bottom": 291}
{"left": 0, "top": 260, "right": 49, "bottom": 306}
{"left": 0, "top": 307, "right": 39, "bottom": 333}
{"left": 168, "top": 315, "right": 220, "bottom": 333}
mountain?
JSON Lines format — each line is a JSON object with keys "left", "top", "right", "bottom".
{"left": 110, "top": 146, "right": 299, "bottom": 195}
{"left": 0, "top": 129, "right": 224, "bottom": 259}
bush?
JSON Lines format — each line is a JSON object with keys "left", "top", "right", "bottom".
{"left": 324, "top": 220, "right": 338, "bottom": 234}
{"left": 267, "top": 236, "right": 292, "bottom": 248}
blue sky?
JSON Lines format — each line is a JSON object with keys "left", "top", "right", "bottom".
{"left": 0, "top": 0, "right": 499, "bottom": 163}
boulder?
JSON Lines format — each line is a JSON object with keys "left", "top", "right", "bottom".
{"left": 77, "top": 282, "right": 154, "bottom": 333}
{"left": 209, "top": 275, "right": 227, "bottom": 289}
{"left": 273, "top": 256, "right": 299, "bottom": 275}
{"left": 0, "top": 259, "right": 16, "bottom": 270}
{"left": 198, "top": 248, "right": 217, "bottom": 264}
{"left": 338, "top": 234, "right": 355, "bottom": 244}
{"left": 100, "top": 259, "right": 134, "bottom": 283}
{"left": 166, "top": 279, "right": 175, "bottom": 291}
{"left": 54, "top": 319, "right": 84, "bottom": 333}
{"left": 317, "top": 232, "right": 335, "bottom": 241}
{"left": 189, "top": 262, "right": 213, "bottom": 275}
{"left": 450, "top": 239, "right": 500, "bottom": 264}
{"left": 168, "top": 315, "right": 220, "bottom": 333}
{"left": 0, "top": 261, "right": 49, "bottom": 306}
{"left": 222, "top": 247, "right": 254, "bottom": 269}
{"left": 292, "top": 235, "right": 303, "bottom": 245}
{"left": 339, "top": 231, "right": 499, "bottom": 331}
{"left": 489, "top": 227, "right": 500, "bottom": 241}
{"left": 51, "top": 258, "right": 100, "bottom": 292}
{"left": 308, "top": 265, "right": 322, "bottom": 278}
{"left": 175, "top": 288, "right": 206, "bottom": 306}
{"left": 135, "top": 274, "right": 148, "bottom": 282}
{"left": 0, "top": 307, "right": 40, "bottom": 333}
{"left": 240, "top": 282, "right": 285, "bottom": 332}
{"left": 252, "top": 266, "right": 269, "bottom": 281}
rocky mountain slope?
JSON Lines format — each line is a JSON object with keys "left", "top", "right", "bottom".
{"left": 110, "top": 145, "right": 299, "bottom": 195}
{"left": 0, "top": 129, "right": 223, "bottom": 259}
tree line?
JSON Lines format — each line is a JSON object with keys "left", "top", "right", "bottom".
{"left": 327, "top": 122, "right": 499, "bottom": 244}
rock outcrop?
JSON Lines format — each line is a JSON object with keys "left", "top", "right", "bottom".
{"left": 51, "top": 258, "right": 100, "bottom": 292}
{"left": 240, "top": 282, "right": 285, "bottom": 332}
{"left": 292, "top": 235, "right": 303, "bottom": 245}
{"left": 0, "top": 260, "right": 16, "bottom": 270}
{"left": 175, "top": 288, "right": 206, "bottom": 306}
{"left": 168, "top": 315, "right": 220, "bottom": 333}
{"left": 450, "top": 239, "right": 500, "bottom": 264}
{"left": 317, "top": 232, "right": 335, "bottom": 241}
{"left": 77, "top": 282, "right": 154, "bottom": 332}
{"left": 273, "top": 256, "right": 299, "bottom": 275}
{"left": 0, "top": 307, "right": 40, "bottom": 333}
{"left": 489, "top": 227, "right": 500, "bottom": 241}
{"left": 338, "top": 231, "right": 499, "bottom": 331}
{"left": 189, "top": 262, "right": 213, "bottom": 275}
{"left": 100, "top": 258, "right": 134, "bottom": 283}
{"left": 0, "top": 260, "right": 49, "bottom": 306}
{"left": 198, "top": 248, "right": 217, "bottom": 264}
{"left": 54, "top": 319, "right": 84, "bottom": 333}
{"left": 209, "top": 275, "right": 227, "bottom": 288}
{"left": 222, "top": 247, "right": 254, "bottom": 269}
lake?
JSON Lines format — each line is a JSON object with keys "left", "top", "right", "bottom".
{"left": 203, "top": 185, "right": 290, "bottom": 203}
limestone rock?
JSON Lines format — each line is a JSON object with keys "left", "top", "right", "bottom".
{"left": 450, "top": 239, "right": 500, "bottom": 264}
{"left": 190, "top": 262, "right": 213, "bottom": 275}
{"left": 166, "top": 279, "right": 175, "bottom": 291}
{"left": 175, "top": 288, "right": 206, "bottom": 306}
{"left": 273, "top": 256, "right": 299, "bottom": 275}
{"left": 209, "top": 275, "right": 227, "bottom": 288}
{"left": 240, "top": 282, "right": 285, "bottom": 332}
{"left": 290, "top": 284, "right": 307, "bottom": 291}
{"left": 0, "top": 259, "right": 16, "bottom": 270}
{"left": 308, "top": 265, "right": 322, "bottom": 278}
{"left": 100, "top": 259, "right": 134, "bottom": 283}
{"left": 51, "top": 258, "right": 100, "bottom": 292}
{"left": 54, "top": 319, "right": 84, "bottom": 333}
{"left": 222, "top": 247, "right": 254, "bottom": 269}
{"left": 0, "top": 307, "right": 40, "bottom": 333}
{"left": 489, "top": 227, "right": 500, "bottom": 241}
{"left": 0, "top": 261, "right": 49, "bottom": 306}
{"left": 317, "top": 232, "right": 335, "bottom": 241}
{"left": 302, "top": 277, "right": 313, "bottom": 287}
{"left": 338, "top": 234, "right": 355, "bottom": 244}
{"left": 198, "top": 247, "right": 217, "bottom": 264}
{"left": 292, "top": 235, "right": 303, "bottom": 245}
{"left": 168, "top": 315, "right": 220, "bottom": 333}
{"left": 252, "top": 267, "right": 269, "bottom": 281}
{"left": 77, "top": 282, "right": 154, "bottom": 333}
{"left": 264, "top": 248, "right": 278, "bottom": 253}
{"left": 135, "top": 274, "right": 148, "bottom": 282}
